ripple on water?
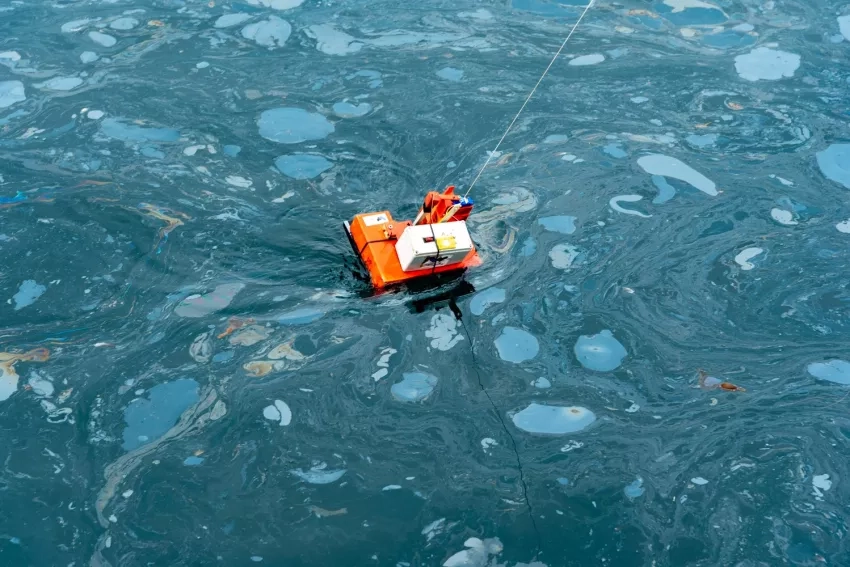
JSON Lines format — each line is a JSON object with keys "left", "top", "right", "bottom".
{"left": 637, "top": 154, "right": 717, "bottom": 196}
{"left": 470, "top": 287, "right": 506, "bottom": 316}
{"left": 538, "top": 215, "right": 577, "bottom": 234}
{"left": 656, "top": 0, "right": 727, "bottom": 25}
{"left": 391, "top": 372, "right": 438, "bottom": 402}
{"left": 807, "top": 360, "right": 850, "bottom": 385}
{"left": 275, "top": 154, "right": 332, "bottom": 179}
{"left": 734, "top": 47, "right": 800, "bottom": 81}
{"left": 122, "top": 379, "right": 200, "bottom": 451}
{"left": 511, "top": 403, "right": 596, "bottom": 434}
{"left": 816, "top": 144, "right": 850, "bottom": 189}
{"left": 258, "top": 108, "right": 334, "bottom": 144}
{"left": 574, "top": 330, "right": 627, "bottom": 372}
{"left": 494, "top": 327, "right": 539, "bottom": 363}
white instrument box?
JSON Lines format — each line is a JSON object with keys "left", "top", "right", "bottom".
{"left": 395, "top": 221, "right": 474, "bottom": 272}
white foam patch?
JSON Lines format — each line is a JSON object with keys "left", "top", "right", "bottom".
{"left": 691, "top": 476, "right": 709, "bottom": 485}
{"left": 0, "top": 81, "right": 26, "bottom": 109}
{"left": 610, "top": 194, "right": 651, "bottom": 218}
{"left": 225, "top": 175, "right": 253, "bottom": 188}
{"left": 836, "top": 220, "right": 850, "bottom": 233}
{"left": 734, "top": 47, "right": 800, "bottom": 81}
{"left": 109, "top": 17, "right": 139, "bottom": 30}
{"left": 262, "top": 399, "right": 292, "bottom": 426}
{"left": 245, "top": 0, "right": 304, "bottom": 9}
{"left": 89, "top": 31, "right": 117, "bottom": 47}
{"left": 734, "top": 247, "right": 763, "bottom": 270}
{"left": 80, "top": 51, "right": 99, "bottom": 64}
{"left": 241, "top": 16, "right": 292, "bottom": 48}
{"left": 664, "top": 0, "right": 725, "bottom": 13}
{"left": 62, "top": 18, "right": 97, "bottom": 33}
{"left": 839, "top": 16, "right": 850, "bottom": 41}
{"left": 459, "top": 9, "right": 494, "bottom": 20}
{"left": 215, "top": 13, "right": 252, "bottom": 28}
{"left": 569, "top": 53, "right": 605, "bottom": 66}
{"left": 549, "top": 243, "right": 580, "bottom": 269}
{"left": 637, "top": 154, "right": 717, "bottom": 196}
{"left": 425, "top": 312, "right": 463, "bottom": 351}
{"left": 770, "top": 208, "right": 797, "bottom": 226}
{"left": 813, "top": 473, "right": 831, "bottom": 500}
{"left": 305, "top": 25, "right": 363, "bottom": 55}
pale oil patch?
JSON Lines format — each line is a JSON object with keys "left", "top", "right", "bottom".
{"left": 812, "top": 474, "right": 832, "bottom": 500}
{"left": 425, "top": 313, "right": 463, "bottom": 351}
{"left": 610, "top": 195, "right": 651, "bottom": 218}
{"left": 734, "top": 247, "right": 763, "bottom": 270}
{"left": 262, "top": 399, "right": 292, "bottom": 426}
{"left": 770, "top": 208, "right": 797, "bottom": 226}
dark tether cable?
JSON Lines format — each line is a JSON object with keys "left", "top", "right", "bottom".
{"left": 449, "top": 299, "right": 543, "bottom": 557}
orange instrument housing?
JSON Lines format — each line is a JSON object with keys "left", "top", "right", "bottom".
{"left": 344, "top": 186, "right": 481, "bottom": 289}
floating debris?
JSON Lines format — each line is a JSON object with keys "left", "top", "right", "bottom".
{"left": 291, "top": 464, "right": 346, "bottom": 484}
{"left": 189, "top": 331, "right": 213, "bottom": 363}
{"left": 229, "top": 325, "right": 270, "bottom": 347}
{"left": 268, "top": 341, "right": 306, "bottom": 361}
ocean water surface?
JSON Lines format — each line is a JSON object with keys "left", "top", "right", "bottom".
{"left": 2, "top": 0, "right": 850, "bottom": 565}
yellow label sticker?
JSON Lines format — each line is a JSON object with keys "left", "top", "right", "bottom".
{"left": 436, "top": 235, "right": 456, "bottom": 250}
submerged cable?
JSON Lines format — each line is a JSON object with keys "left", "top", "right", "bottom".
{"left": 450, "top": 301, "right": 543, "bottom": 556}
{"left": 464, "top": 0, "right": 596, "bottom": 198}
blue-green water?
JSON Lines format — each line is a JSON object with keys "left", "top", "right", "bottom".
{"left": 3, "top": 0, "right": 850, "bottom": 565}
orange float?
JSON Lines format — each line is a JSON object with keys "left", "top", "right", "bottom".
{"left": 344, "top": 185, "right": 482, "bottom": 290}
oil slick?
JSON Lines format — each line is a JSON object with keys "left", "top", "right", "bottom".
{"left": 511, "top": 403, "right": 596, "bottom": 434}
{"left": 0, "top": 348, "right": 49, "bottom": 402}
{"left": 391, "top": 372, "right": 438, "bottom": 402}
{"left": 609, "top": 195, "right": 651, "bottom": 218}
{"left": 574, "top": 330, "right": 627, "bottom": 372}
{"left": 12, "top": 279, "right": 46, "bottom": 310}
{"left": 734, "top": 247, "right": 763, "bottom": 271}
{"left": 734, "top": 47, "right": 800, "bottom": 81}
{"left": 637, "top": 154, "right": 718, "bottom": 196}
{"left": 494, "top": 327, "right": 539, "bottom": 363}
{"left": 262, "top": 399, "right": 292, "bottom": 426}
{"left": 807, "top": 360, "right": 850, "bottom": 385}
{"left": 425, "top": 312, "right": 463, "bottom": 351}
